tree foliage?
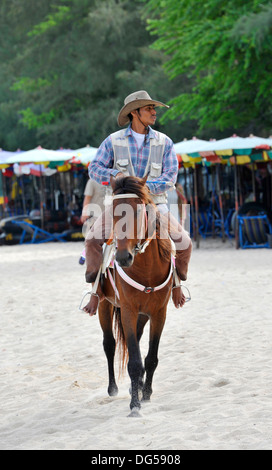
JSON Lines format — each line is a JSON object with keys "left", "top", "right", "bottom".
{"left": 0, "top": 0, "right": 197, "bottom": 150}
{"left": 144, "top": 0, "right": 272, "bottom": 135}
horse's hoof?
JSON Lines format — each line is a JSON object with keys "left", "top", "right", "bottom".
{"left": 127, "top": 407, "right": 142, "bottom": 418}
{"left": 141, "top": 388, "right": 151, "bottom": 402}
{"left": 108, "top": 384, "right": 118, "bottom": 397}
{"left": 141, "top": 396, "right": 151, "bottom": 403}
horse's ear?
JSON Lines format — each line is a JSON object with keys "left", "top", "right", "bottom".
{"left": 110, "top": 172, "right": 124, "bottom": 191}
{"left": 110, "top": 175, "right": 116, "bottom": 192}
{"left": 141, "top": 174, "right": 148, "bottom": 185}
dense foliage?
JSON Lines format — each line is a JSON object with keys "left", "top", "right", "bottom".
{"left": 0, "top": 0, "right": 196, "bottom": 150}
{"left": 1, "top": 0, "right": 272, "bottom": 151}
{"left": 144, "top": 0, "right": 272, "bottom": 136}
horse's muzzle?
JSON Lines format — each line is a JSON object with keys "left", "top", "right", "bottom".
{"left": 116, "top": 249, "right": 134, "bottom": 267}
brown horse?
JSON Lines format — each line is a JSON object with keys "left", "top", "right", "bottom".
{"left": 87, "top": 176, "right": 174, "bottom": 416}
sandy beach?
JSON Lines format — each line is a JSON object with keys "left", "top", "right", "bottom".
{"left": 0, "top": 237, "right": 271, "bottom": 450}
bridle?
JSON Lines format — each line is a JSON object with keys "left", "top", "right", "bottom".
{"left": 109, "top": 192, "right": 174, "bottom": 296}
{"left": 112, "top": 192, "right": 156, "bottom": 255}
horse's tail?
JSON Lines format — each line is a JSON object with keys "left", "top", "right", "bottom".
{"left": 113, "top": 307, "right": 128, "bottom": 376}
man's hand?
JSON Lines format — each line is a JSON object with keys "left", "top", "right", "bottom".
{"left": 80, "top": 214, "right": 89, "bottom": 224}
{"left": 115, "top": 172, "right": 124, "bottom": 179}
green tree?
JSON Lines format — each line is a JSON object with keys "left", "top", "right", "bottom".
{"left": 0, "top": 0, "right": 197, "bottom": 150}
{"left": 144, "top": 0, "right": 272, "bottom": 136}
{"left": 0, "top": 0, "right": 53, "bottom": 149}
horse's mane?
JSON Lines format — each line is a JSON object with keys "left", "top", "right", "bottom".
{"left": 113, "top": 176, "right": 153, "bottom": 205}
{"left": 113, "top": 176, "right": 171, "bottom": 261}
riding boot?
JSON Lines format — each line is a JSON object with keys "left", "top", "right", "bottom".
{"left": 169, "top": 220, "right": 192, "bottom": 307}
{"left": 160, "top": 207, "right": 192, "bottom": 282}
{"left": 84, "top": 237, "right": 103, "bottom": 314}
{"left": 84, "top": 206, "right": 112, "bottom": 283}
{"left": 83, "top": 208, "right": 111, "bottom": 315}
{"left": 85, "top": 237, "right": 104, "bottom": 283}
{"left": 174, "top": 240, "right": 192, "bottom": 281}
{"left": 170, "top": 241, "right": 192, "bottom": 308}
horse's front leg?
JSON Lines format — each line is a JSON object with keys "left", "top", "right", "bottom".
{"left": 142, "top": 308, "right": 166, "bottom": 402}
{"left": 98, "top": 300, "right": 118, "bottom": 397}
{"left": 122, "top": 309, "right": 144, "bottom": 414}
{"left": 127, "top": 335, "right": 145, "bottom": 414}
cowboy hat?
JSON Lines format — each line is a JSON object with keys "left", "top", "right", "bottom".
{"left": 117, "top": 90, "right": 169, "bottom": 127}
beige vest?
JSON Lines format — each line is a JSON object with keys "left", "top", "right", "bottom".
{"left": 111, "top": 129, "right": 167, "bottom": 204}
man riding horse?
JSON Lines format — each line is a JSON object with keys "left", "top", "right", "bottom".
{"left": 84, "top": 90, "right": 192, "bottom": 315}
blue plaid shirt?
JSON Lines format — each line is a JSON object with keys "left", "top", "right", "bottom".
{"left": 88, "top": 125, "right": 178, "bottom": 195}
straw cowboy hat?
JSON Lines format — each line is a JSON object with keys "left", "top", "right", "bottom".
{"left": 117, "top": 90, "right": 169, "bottom": 127}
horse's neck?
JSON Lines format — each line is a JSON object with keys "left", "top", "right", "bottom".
{"left": 131, "top": 239, "right": 170, "bottom": 283}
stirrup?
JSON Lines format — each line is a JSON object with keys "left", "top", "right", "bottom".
{"left": 78, "top": 292, "right": 100, "bottom": 311}
{"left": 172, "top": 268, "right": 191, "bottom": 303}
{"left": 172, "top": 284, "right": 191, "bottom": 303}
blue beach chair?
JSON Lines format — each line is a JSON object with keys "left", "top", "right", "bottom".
{"left": 237, "top": 214, "right": 272, "bottom": 249}
{"left": 11, "top": 220, "right": 67, "bottom": 244}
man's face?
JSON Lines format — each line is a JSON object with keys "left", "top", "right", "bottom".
{"left": 133, "top": 105, "right": 157, "bottom": 126}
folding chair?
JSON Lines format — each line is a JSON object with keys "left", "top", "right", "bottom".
{"left": 198, "top": 208, "right": 222, "bottom": 238}
{"left": 237, "top": 214, "right": 272, "bottom": 249}
{"left": 12, "top": 220, "right": 67, "bottom": 244}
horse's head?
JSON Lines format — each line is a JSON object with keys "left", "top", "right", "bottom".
{"left": 111, "top": 175, "right": 154, "bottom": 268}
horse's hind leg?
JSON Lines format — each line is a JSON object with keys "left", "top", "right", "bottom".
{"left": 98, "top": 300, "right": 118, "bottom": 397}
{"left": 142, "top": 308, "right": 166, "bottom": 402}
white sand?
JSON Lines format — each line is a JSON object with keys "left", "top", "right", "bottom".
{"left": 0, "top": 238, "right": 271, "bottom": 450}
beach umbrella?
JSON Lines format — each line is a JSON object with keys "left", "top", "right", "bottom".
{"left": 174, "top": 138, "right": 209, "bottom": 155}
{"left": 195, "top": 136, "right": 271, "bottom": 153}
{"left": 56, "top": 146, "right": 98, "bottom": 165}
{"left": 13, "top": 162, "right": 57, "bottom": 177}
{"left": 0, "top": 150, "right": 15, "bottom": 163}
{"left": 0, "top": 150, "right": 23, "bottom": 171}
{"left": 175, "top": 136, "right": 272, "bottom": 165}
{"left": 6, "top": 146, "right": 73, "bottom": 164}
{"left": 72, "top": 146, "right": 98, "bottom": 164}
{"left": 196, "top": 136, "right": 271, "bottom": 152}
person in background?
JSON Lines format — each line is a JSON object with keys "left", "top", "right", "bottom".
{"left": 176, "top": 181, "right": 188, "bottom": 224}
{"left": 78, "top": 178, "right": 106, "bottom": 264}
{"left": 80, "top": 178, "right": 106, "bottom": 226}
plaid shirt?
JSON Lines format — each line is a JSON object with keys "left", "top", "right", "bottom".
{"left": 88, "top": 125, "right": 178, "bottom": 195}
